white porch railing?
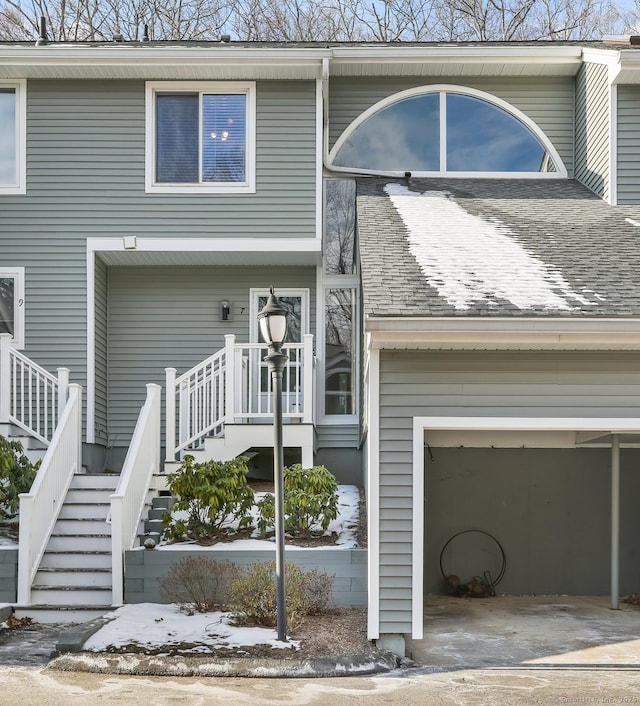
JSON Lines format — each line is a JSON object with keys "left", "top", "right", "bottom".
{"left": 17, "top": 383, "right": 82, "bottom": 605}
{"left": 165, "top": 334, "right": 314, "bottom": 461}
{"left": 110, "top": 383, "right": 161, "bottom": 606}
{"left": 0, "top": 333, "right": 69, "bottom": 445}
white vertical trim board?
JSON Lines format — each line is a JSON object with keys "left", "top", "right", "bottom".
{"left": 86, "top": 248, "right": 96, "bottom": 444}
{"left": 609, "top": 82, "right": 618, "bottom": 205}
{"left": 315, "top": 76, "right": 324, "bottom": 245}
{"left": 367, "top": 347, "right": 380, "bottom": 640}
{"left": 412, "top": 418, "right": 425, "bottom": 639}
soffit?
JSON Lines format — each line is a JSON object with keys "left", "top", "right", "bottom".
{"left": 0, "top": 42, "right": 584, "bottom": 80}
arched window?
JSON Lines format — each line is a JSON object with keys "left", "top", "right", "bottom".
{"left": 329, "top": 86, "right": 566, "bottom": 178}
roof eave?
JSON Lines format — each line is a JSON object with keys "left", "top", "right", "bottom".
{"left": 366, "top": 316, "right": 640, "bottom": 351}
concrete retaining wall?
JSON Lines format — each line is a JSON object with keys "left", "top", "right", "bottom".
{"left": 124, "top": 547, "right": 367, "bottom": 607}
{"left": 0, "top": 549, "right": 18, "bottom": 603}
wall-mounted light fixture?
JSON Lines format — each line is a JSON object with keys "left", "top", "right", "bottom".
{"left": 221, "top": 300, "right": 231, "bottom": 321}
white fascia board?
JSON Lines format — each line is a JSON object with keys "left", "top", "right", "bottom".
{"left": 0, "top": 46, "right": 328, "bottom": 78}
{"left": 330, "top": 45, "right": 582, "bottom": 67}
{"left": 582, "top": 48, "right": 621, "bottom": 66}
{"left": 88, "top": 237, "right": 321, "bottom": 254}
{"left": 416, "top": 416, "right": 640, "bottom": 433}
{"left": 366, "top": 317, "right": 640, "bottom": 350}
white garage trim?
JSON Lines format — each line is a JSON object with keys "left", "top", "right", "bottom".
{"left": 412, "top": 416, "right": 638, "bottom": 630}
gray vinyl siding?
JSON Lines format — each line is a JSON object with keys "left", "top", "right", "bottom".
{"left": 377, "top": 349, "right": 640, "bottom": 634}
{"left": 25, "top": 79, "right": 317, "bottom": 238}
{"left": 575, "top": 62, "right": 610, "bottom": 200}
{"left": 316, "top": 424, "right": 359, "bottom": 447}
{"left": 0, "top": 78, "right": 318, "bottom": 443}
{"left": 329, "top": 76, "right": 575, "bottom": 176}
{"left": 107, "top": 265, "right": 316, "bottom": 445}
{"left": 617, "top": 85, "right": 640, "bottom": 204}
{"left": 94, "top": 258, "right": 108, "bottom": 446}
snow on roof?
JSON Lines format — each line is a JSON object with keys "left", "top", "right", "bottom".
{"left": 384, "top": 183, "right": 595, "bottom": 312}
{"left": 357, "top": 177, "right": 640, "bottom": 319}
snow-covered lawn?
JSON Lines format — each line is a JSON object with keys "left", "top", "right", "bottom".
{"left": 158, "top": 484, "right": 361, "bottom": 550}
{"left": 83, "top": 603, "right": 300, "bottom": 653}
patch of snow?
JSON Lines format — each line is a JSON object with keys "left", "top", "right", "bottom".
{"left": 384, "top": 183, "right": 599, "bottom": 311}
{"left": 83, "top": 603, "right": 301, "bottom": 653}
{"left": 158, "top": 484, "right": 360, "bottom": 550}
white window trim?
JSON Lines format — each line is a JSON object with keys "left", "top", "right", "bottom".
{"left": 145, "top": 81, "right": 256, "bottom": 194}
{"left": 0, "top": 267, "right": 25, "bottom": 349}
{"left": 249, "top": 288, "right": 310, "bottom": 343}
{"left": 0, "top": 80, "right": 26, "bottom": 195}
{"left": 327, "top": 84, "right": 568, "bottom": 179}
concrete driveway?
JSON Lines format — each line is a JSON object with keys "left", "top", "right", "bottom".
{"left": 408, "top": 595, "right": 640, "bottom": 668}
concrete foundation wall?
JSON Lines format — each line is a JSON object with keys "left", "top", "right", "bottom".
{"left": 0, "top": 549, "right": 18, "bottom": 603}
{"left": 124, "top": 548, "right": 367, "bottom": 607}
{"left": 425, "top": 447, "right": 640, "bottom": 596}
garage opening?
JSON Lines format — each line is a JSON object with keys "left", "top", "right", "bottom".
{"left": 419, "top": 423, "right": 640, "bottom": 602}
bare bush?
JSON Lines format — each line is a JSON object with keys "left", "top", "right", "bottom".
{"left": 158, "top": 556, "right": 238, "bottom": 613}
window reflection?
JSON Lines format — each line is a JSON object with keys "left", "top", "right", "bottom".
{"left": 325, "top": 288, "right": 356, "bottom": 416}
{"left": 325, "top": 180, "right": 356, "bottom": 275}
{"left": 334, "top": 93, "right": 439, "bottom": 171}
{"left": 0, "top": 89, "right": 17, "bottom": 185}
{"left": 446, "top": 94, "right": 552, "bottom": 172}
{"left": 0, "top": 277, "right": 14, "bottom": 336}
{"left": 333, "top": 89, "right": 559, "bottom": 174}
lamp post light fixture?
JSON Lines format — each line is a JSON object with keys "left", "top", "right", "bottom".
{"left": 257, "top": 287, "right": 289, "bottom": 642}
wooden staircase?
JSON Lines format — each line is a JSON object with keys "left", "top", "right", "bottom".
{"left": 15, "top": 473, "right": 119, "bottom": 623}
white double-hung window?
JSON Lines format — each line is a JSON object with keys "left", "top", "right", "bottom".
{"left": 0, "top": 80, "right": 26, "bottom": 194}
{"left": 146, "top": 82, "right": 256, "bottom": 193}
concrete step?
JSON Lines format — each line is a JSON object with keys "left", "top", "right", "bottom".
{"left": 34, "top": 568, "right": 112, "bottom": 588}
{"left": 53, "top": 518, "right": 110, "bottom": 535}
{"left": 47, "top": 535, "right": 111, "bottom": 552}
{"left": 13, "top": 605, "right": 114, "bottom": 624}
{"left": 148, "top": 507, "right": 170, "bottom": 521}
{"left": 30, "top": 586, "right": 112, "bottom": 606}
{"left": 39, "top": 552, "right": 111, "bottom": 570}
{"left": 58, "top": 503, "right": 111, "bottom": 520}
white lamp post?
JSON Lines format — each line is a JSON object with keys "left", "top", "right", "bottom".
{"left": 257, "top": 287, "right": 289, "bottom": 642}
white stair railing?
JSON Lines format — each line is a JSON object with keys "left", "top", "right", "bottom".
{"left": 165, "top": 334, "right": 314, "bottom": 461}
{"left": 0, "top": 333, "right": 69, "bottom": 445}
{"left": 17, "top": 383, "right": 82, "bottom": 605}
{"left": 110, "top": 383, "right": 161, "bottom": 606}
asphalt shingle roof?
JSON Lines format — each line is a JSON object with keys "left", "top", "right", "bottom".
{"left": 357, "top": 177, "right": 640, "bottom": 318}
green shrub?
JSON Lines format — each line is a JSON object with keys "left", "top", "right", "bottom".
{"left": 257, "top": 464, "right": 339, "bottom": 538}
{"left": 158, "top": 556, "right": 239, "bottom": 614}
{"left": 163, "top": 455, "right": 255, "bottom": 542}
{"left": 0, "top": 435, "right": 39, "bottom": 518}
{"left": 229, "top": 560, "right": 334, "bottom": 628}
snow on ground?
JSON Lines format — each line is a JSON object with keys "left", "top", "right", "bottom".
{"left": 385, "top": 182, "right": 598, "bottom": 311}
{"left": 158, "top": 484, "right": 360, "bottom": 550}
{"left": 83, "top": 603, "right": 300, "bottom": 653}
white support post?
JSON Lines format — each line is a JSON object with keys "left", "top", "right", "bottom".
{"left": 17, "top": 495, "right": 32, "bottom": 604}
{"left": 56, "top": 368, "right": 70, "bottom": 421}
{"left": 224, "top": 334, "right": 235, "bottom": 423}
{"left": 302, "top": 334, "right": 314, "bottom": 424}
{"left": 0, "top": 334, "right": 11, "bottom": 422}
{"left": 611, "top": 433, "right": 620, "bottom": 610}
{"left": 165, "top": 368, "right": 176, "bottom": 462}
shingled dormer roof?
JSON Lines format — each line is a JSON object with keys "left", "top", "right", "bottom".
{"left": 357, "top": 178, "right": 640, "bottom": 320}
